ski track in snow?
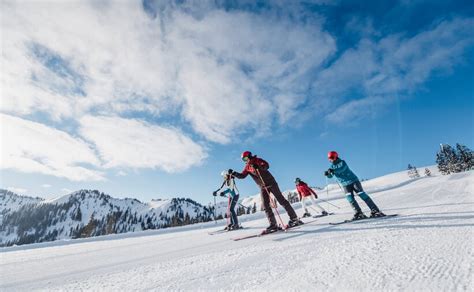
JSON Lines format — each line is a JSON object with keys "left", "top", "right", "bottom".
{"left": 1, "top": 168, "right": 473, "bottom": 291}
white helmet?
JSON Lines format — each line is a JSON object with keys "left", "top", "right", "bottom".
{"left": 221, "top": 170, "right": 229, "bottom": 177}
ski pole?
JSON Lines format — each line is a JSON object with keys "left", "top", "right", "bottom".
{"left": 226, "top": 196, "right": 231, "bottom": 226}
{"left": 255, "top": 168, "right": 286, "bottom": 229}
{"left": 213, "top": 195, "right": 217, "bottom": 224}
{"left": 318, "top": 197, "right": 341, "bottom": 209}
{"left": 325, "top": 176, "right": 330, "bottom": 209}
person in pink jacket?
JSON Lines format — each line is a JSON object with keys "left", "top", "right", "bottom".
{"left": 295, "top": 178, "right": 328, "bottom": 218}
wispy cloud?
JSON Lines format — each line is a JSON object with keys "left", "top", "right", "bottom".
{"left": 314, "top": 18, "right": 474, "bottom": 124}
{"left": 78, "top": 115, "right": 206, "bottom": 172}
{"left": 41, "top": 184, "right": 52, "bottom": 188}
{"left": 1, "top": 114, "right": 104, "bottom": 181}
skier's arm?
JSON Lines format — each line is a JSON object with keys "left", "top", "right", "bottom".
{"left": 213, "top": 181, "right": 226, "bottom": 195}
{"left": 232, "top": 168, "right": 249, "bottom": 179}
{"left": 296, "top": 189, "right": 302, "bottom": 200}
{"left": 324, "top": 170, "right": 334, "bottom": 178}
{"left": 220, "top": 189, "right": 231, "bottom": 197}
{"left": 332, "top": 160, "right": 349, "bottom": 174}
{"left": 325, "top": 160, "right": 348, "bottom": 178}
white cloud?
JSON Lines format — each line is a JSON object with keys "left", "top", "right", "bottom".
{"left": 6, "top": 187, "right": 28, "bottom": 194}
{"left": 313, "top": 18, "right": 474, "bottom": 124}
{"left": 116, "top": 170, "right": 127, "bottom": 177}
{"left": 79, "top": 116, "right": 207, "bottom": 172}
{"left": 41, "top": 184, "right": 52, "bottom": 188}
{"left": 1, "top": 114, "right": 104, "bottom": 181}
{"left": 1, "top": 0, "right": 335, "bottom": 143}
{"left": 0, "top": 0, "right": 473, "bottom": 181}
{"left": 326, "top": 97, "right": 390, "bottom": 124}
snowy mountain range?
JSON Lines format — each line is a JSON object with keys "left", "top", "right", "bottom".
{"left": 0, "top": 189, "right": 216, "bottom": 247}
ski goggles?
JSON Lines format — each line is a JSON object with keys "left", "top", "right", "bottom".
{"left": 242, "top": 156, "right": 250, "bottom": 162}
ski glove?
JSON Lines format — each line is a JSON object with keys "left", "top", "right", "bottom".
{"left": 219, "top": 192, "right": 226, "bottom": 197}
{"left": 212, "top": 191, "right": 217, "bottom": 196}
{"left": 324, "top": 169, "right": 334, "bottom": 176}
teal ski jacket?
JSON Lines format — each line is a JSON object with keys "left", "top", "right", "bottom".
{"left": 326, "top": 158, "right": 359, "bottom": 187}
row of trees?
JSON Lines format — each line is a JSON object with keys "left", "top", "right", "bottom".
{"left": 407, "top": 164, "right": 432, "bottom": 178}
{"left": 436, "top": 143, "right": 473, "bottom": 175}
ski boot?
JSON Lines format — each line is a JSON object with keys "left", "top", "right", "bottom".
{"left": 352, "top": 212, "right": 367, "bottom": 221}
{"left": 370, "top": 210, "right": 386, "bottom": 218}
{"left": 321, "top": 211, "right": 328, "bottom": 216}
{"left": 288, "top": 218, "right": 304, "bottom": 227}
{"left": 262, "top": 224, "right": 282, "bottom": 234}
{"left": 302, "top": 212, "right": 312, "bottom": 218}
{"left": 232, "top": 224, "right": 242, "bottom": 230}
{"left": 224, "top": 224, "right": 233, "bottom": 231}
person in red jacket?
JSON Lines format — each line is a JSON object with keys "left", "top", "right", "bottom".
{"left": 231, "top": 151, "right": 302, "bottom": 233}
{"left": 295, "top": 178, "right": 328, "bottom": 218}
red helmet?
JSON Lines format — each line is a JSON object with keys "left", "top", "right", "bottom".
{"left": 241, "top": 151, "right": 252, "bottom": 162}
{"left": 328, "top": 151, "right": 338, "bottom": 160}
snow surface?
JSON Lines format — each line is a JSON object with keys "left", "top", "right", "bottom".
{"left": 1, "top": 167, "right": 473, "bottom": 291}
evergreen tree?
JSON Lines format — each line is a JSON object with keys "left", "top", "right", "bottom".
{"left": 424, "top": 168, "right": 431, "bottom": 177}
{"left": 407, "top": 164, "right": 413, "bottom": 177}
{"left": 407, "top": 164, "right": 420, "bottom": 178}
{"left": 437, "top": 144, "right": 457, "bottom": 174}
{"left": 456, "top": 143, "right": 474, "bottom": 171}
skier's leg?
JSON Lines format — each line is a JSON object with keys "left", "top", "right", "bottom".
{"left": 309, "top": 196, "right": 326, "bottom": 213}
{"left": 270, "top": 184, "right": 298, "bottom": 220}
{"left": 300, "top": 196, "right": 308, "bottom": 214}
{"left": 344, "top": 183, "right": 362, "bottom": 213}
{"left": 261, "top": 188, "right": 277, "bottom": 226}
{"left": 229, "top": 195, "right": 239, "bottom": 226}
{"left": 354, "top": 181, "right": 380, "bottom": 212}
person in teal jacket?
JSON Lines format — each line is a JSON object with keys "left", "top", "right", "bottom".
{"left": 324, "top": 151, "right": 385, "bottom": 220}
{"left": 213, "top": 170, "right": 240, "bottom": 230}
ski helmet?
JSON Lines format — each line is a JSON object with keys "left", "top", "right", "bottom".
{"left": 241, "top": 151, "right": 252, "bottom": 162}
{"left": 328, "top": 151, "right": 338, "bottom": 160}
{"left": 294, "top": 177, "right": 301, "bottom": 184}
{"left": 221, "top": 170, "right": 229, "bottom": 177}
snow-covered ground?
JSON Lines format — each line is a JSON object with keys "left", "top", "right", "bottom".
{"left": 1, "top": 167, "right": 473, "bottom": 291}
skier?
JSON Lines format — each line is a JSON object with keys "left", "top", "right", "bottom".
{"left": 324, "top": 151, "right": 385, "bottom": 220}
{"left": 295, "top": 178, "right": 328, "bottom": 218}
{"left": 231, "top": 151, "right": 302, "bottom": 233}
{"left": 213, "top": 170, "right": 241, "bottom": 230}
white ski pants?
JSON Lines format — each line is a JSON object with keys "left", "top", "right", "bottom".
{"left": 300, "top": 196, "right": 326, "bottom": 214}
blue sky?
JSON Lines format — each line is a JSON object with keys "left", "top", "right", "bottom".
{"left": 1, "top": 0, "right": 473, "bottom": 203}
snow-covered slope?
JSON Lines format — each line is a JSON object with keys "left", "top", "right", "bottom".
{"left": 1, "top": 167, "right": 472, "bottom": 291}
{"left": 0, "top": 190, "right": 43, "bottom": 215}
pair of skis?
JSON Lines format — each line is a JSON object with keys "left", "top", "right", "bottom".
{"left": 232, "top": 214, "right": 398, "bottom": 241}
{"left": 208, "top": 226, "right": 245, "bottom": 235}
{"left": 232, "top": 213, "right": 334, "bottom": 241}
{"left": 329, "top": 214, "right": 398, "bottom": 225}
{"left": 232, "top": 223, "right": 302, "bottom": 241}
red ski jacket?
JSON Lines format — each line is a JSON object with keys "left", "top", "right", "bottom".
{"left": 232, "top": 157, "right": 277, "bottom": 188}
{"left": 296, "top": 182, "right": 317, "bottom": 198}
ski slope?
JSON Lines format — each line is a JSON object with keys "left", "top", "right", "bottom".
{"left": 1, "top": 167, "right": 473, "bottom": 291}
